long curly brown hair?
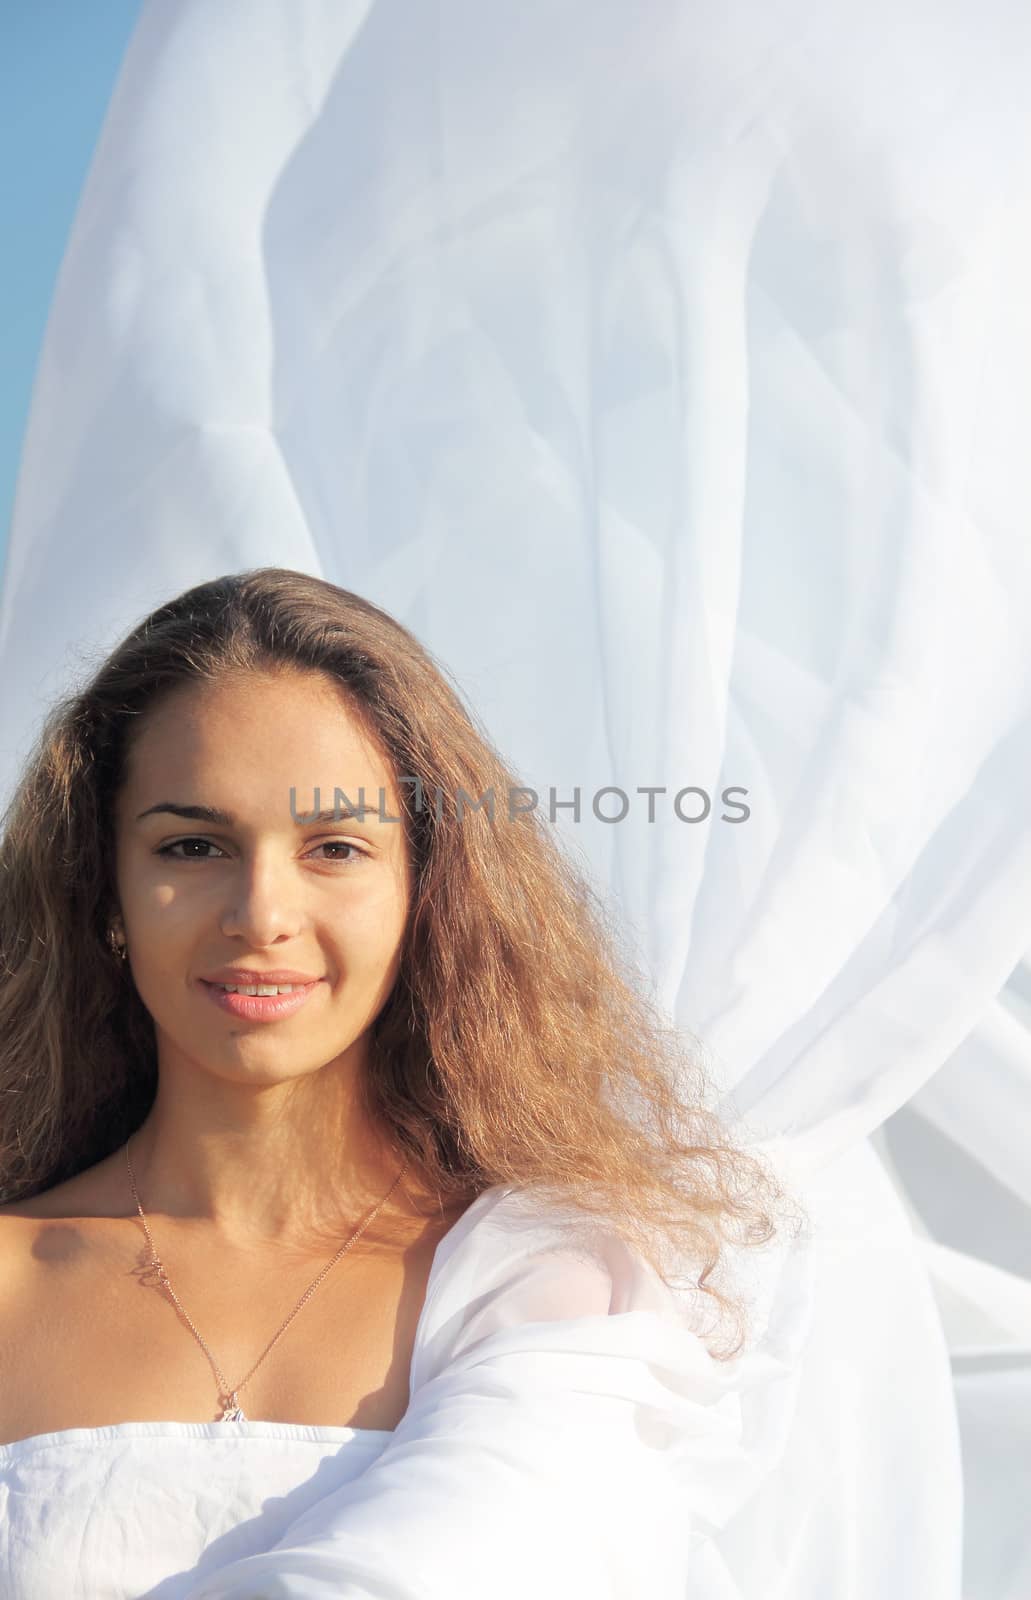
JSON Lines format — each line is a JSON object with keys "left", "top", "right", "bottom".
{"left": 0, "top": 567, "right": 796, "bottom": 1355}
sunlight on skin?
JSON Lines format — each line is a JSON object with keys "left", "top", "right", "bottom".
{"left": 111, "top": 666, "right": 416, "bottom": 1255}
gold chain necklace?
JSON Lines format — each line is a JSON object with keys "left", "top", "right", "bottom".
{"left": 125, "top": 1134, "right": 410, "bottom": 1422}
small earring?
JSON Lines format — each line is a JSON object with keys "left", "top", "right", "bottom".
{"left": 108, "top": 926, "right": 128, "bottom": 962}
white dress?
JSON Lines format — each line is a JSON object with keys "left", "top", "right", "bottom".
{"left": 0, "top": 1182, "right": 808, "bottom": 1600}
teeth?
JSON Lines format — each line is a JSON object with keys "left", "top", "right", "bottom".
{"left": 218, "top": 983, "right": 300, "bottom": 996}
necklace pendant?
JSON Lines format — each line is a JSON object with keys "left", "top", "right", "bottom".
{"left": 219, "top": 1392, "right": 246, "bottom": 1422}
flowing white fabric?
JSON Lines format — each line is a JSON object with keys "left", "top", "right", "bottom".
{"left": 0, "top": 1186, "right": 811, "bottom": 1599}
{"left": 173, "top": 1186, "right": 811, "bottom": 1600}
{"left": 2, "top": 1, "right": 1030, "bottom": 1594}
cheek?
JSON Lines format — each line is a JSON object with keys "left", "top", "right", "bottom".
{"left": 120, "top": 899, "right": 214, "bottom": 1012}
{"left": 352, "top": 904, "right": 407, "bottom": 968}
{"left": 131, "top": 889, "right": 199, "bottom": 947}
{"left": 120, "top": 854, "right": 188, "bottom": 925}
{"left": 344, "top": 881, "right": 409, "bottom": 978}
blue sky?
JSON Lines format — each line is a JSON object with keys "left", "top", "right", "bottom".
{"left": 0, "top": 0, "right": 142, "bottom": 565}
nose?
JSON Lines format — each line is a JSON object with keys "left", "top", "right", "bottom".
{"left": 218, "top": 848, "right": 305, "bottom": 947}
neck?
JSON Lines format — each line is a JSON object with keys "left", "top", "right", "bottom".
{"left": 123, "top": 1074, "right": 413, "bottom": 1257}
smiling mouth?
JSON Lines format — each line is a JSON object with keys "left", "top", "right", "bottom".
{"left": 198, "top": 979, "right": 323, "bottom": 1023}
{"left": 204, "top": 981, "right": 314, "bottom": 996}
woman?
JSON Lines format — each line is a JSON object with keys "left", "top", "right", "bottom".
{"left": 0, "top": 567, "right": 799, "bottom": 1599}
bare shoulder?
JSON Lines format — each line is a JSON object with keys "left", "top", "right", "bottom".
{"left": 0, "top": 1165, "right": 117, "bottom": 1287}
{"left": 0, "top": 1188, "right": 98, "bottom": 1443}
{"left": 0, "top": 1193, "right": 58, "bottom": 1221}
{"left": 0, "top": 1209, "right": 36, "bottom": 1322}
{"left": 0, "top": 1184, "right": 74, "bottom": 1269}
{"left": 0, "top": 1156, "right": 124, "bottom": 1222}
{"left": 0, "top": 1166, "right": 123, "bottom": 1349}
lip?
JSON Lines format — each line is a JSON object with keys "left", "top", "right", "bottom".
{"left": 198, "top": 975, "right": 323, "bottom": 1023}
{"left": 201, "top": 968, "right": 325, "bottom": 985}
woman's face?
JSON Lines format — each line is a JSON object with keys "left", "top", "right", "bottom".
{"left": 112, "top": 667, "right": 413, "bottom": 1090}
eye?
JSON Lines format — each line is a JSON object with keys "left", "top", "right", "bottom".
{"left": 155, "top": 838, "right": 368, "bottom": 865}
{"left": 157, "top": 838, "right": 229, "bottom": 860}
{"left": 309, "top": 840, "right": 368, "bottom": 866}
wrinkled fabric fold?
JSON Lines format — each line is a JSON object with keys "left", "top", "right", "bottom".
{"left": 177, "top": 1187, "right": 813, "bottom": 1600}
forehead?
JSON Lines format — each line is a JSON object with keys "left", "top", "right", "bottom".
{"left": 121, "top": 669, "right": 399, "bottom": 800}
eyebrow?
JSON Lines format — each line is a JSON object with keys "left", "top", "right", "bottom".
{"left": 134, "top": 803, "right": 383, "bottom": 826}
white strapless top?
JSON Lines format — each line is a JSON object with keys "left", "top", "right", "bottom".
{"left": 0, "top": 1185, "right": 810, "bottom": 1600}
{"left": 0, "top": 1420, "right": 392, "bottom": 1599}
